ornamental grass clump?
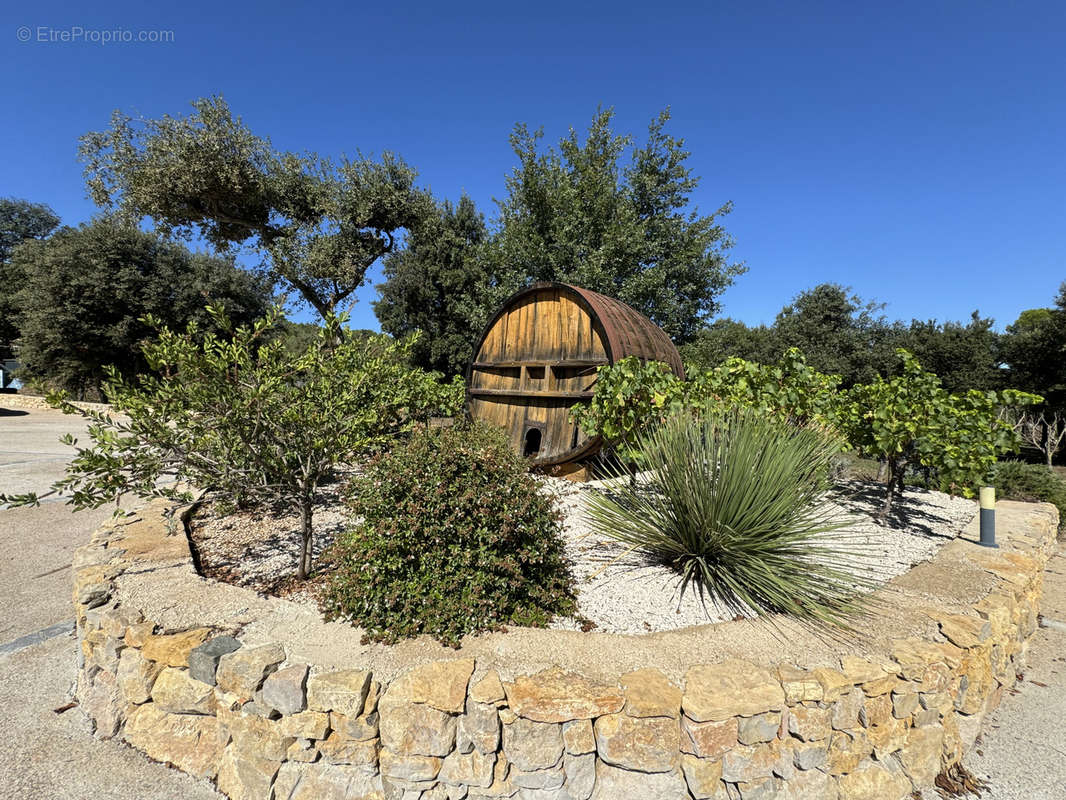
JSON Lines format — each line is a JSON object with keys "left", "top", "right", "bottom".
{"left": 585, "top": 409, "right": 872, "bottom": 627}
{"left": 321, "top": 423, "right": 575, "bottom": 646}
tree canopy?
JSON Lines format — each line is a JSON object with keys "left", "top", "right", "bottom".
{"left": 11, "top": 218, "right": 272, "bottom": 397}
{"left": 79, "top": 96, "right": 431, "bottom": 320}
{"left": 487, "top": 108, "right": 744, "bottom": 342}
{"left": 0, "top": 198, "right": 60, "bottom": 358}
{"left": 374, "top": 195, "right": 496, "bottom": 376}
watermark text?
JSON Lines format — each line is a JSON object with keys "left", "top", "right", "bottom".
{"left": 16, "top": 25, "right": 175, "bottom": 44}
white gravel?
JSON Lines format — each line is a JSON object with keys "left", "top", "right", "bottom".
{"left": 543, "top": 476, "right": 977, "bottom": 635}
{"left": 189, "top": 474, "right": 977, "bottom": 637}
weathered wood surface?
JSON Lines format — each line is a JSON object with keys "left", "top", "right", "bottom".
{"left": 467, "top": 283, "right": 684, "bottom": 466}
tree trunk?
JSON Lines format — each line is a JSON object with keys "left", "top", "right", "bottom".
{"left": 876, "top": 460, "right": 889, "bottom": 482}
{"left": 297, "top": 496, "right": 313, "bottom": 580}
{"left": 880, "top": 457, "right": 906, "bottom": 518}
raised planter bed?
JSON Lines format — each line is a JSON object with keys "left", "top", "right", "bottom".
{"left": 73, "top": 498, "right": 1059, "bottom": 800}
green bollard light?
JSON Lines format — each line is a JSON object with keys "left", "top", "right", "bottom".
{"left": 978, "top": 486, "right": 997, "bottom": 548}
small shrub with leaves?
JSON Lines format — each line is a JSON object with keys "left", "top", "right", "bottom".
{"left": 992, "top": 461, "right": 1066, "bottom": 530}
{"left": 585, "top": 409, "right": 872, "bottom": 627}
{"left": 321, "top": 423, "right": 575, "bottom": 646}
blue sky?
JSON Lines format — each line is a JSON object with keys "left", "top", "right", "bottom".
{"left": 3, "top": 0, "right": 1064, "bottom": 331}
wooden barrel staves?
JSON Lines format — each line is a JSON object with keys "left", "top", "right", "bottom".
{"left": 466, "top": 282, "right": 685, "bottom": 466}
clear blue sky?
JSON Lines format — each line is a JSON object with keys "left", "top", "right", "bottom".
{"left": 3, "top": 0, "right": 1064, "bottom": 331}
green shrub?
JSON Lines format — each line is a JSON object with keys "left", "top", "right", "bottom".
{"left": 584, "top": 410, "right": 871, "bottom": 627}
{"left": 993, "top": 461, "right": 1066, "bottom": 530}
{"left": 321, "top": 423, "right": 575, "bottom": 645}
{"left": 1, "top": 307, "right": 464, "bottom": 579}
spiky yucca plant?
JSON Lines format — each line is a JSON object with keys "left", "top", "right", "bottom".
{"left": 585, "top": 410, "right": 872, "bottom": 627}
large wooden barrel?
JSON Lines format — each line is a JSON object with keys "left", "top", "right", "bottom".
{"left": 466, "top": 282, "right": 685, "bottom": 466}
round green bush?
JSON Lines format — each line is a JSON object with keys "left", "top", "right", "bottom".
{"left": 993, "top": 460, "right": 1066, "bottom": 530}
{"left": 321, "top": 422, "right": 575, "bottom": 645}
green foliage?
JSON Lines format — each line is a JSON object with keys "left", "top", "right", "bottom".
{"left": 488, "top": 108, "right": 744, "bottom": 342}
{"left": 684, "top": 348, "right": 844, "bottom": 426}
{"left": 572, "top": 350, "right": 842, "bottom": 466}
{"left": 375, "top": 195, "right": 498, "bottom": 377}
{"left": 1, "top": 308, "right": 462, "bottom": 578}
{"left": 992, "top": 461, "right": 1066, "bottom": 530}
{"left": 895, "top": 312, "right": 1003, "bottom": 394}
{"left": 321, "top": 423, "right": 575, "bottom": 646}
{"left": 10, "top": 218, "right": 272, "bottom": 398}
{"left": 0, "top": 197, "right": 60, "bottom": 358}
{"left": 842, "top": 350, "right": 1040, "bottom": 513}
{"left": 585, "top": 411, "right": 868, "bottom": 627}
{"left": 680, "top": 318, "right": 779, "bottom": 370}
{"left": 570, "top": 357, "right": 685, "bottom": 463}
{"left": 1001, "top": 287, "right": 1066, "bottom": 411}
{"left": 79, "top": 96, "right": 432, "bottom": 320}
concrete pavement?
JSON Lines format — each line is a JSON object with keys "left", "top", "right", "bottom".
{"left": 0, "top": 405, "right": 219, "bottom": 799}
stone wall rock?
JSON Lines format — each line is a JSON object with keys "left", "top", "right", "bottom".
{"left": 70, "top": 498, "right": 1059, "bottom": 800}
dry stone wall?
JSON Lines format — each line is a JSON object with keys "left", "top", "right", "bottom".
{"left": 73, "top": 501, "right": 1059, "bottom": 800}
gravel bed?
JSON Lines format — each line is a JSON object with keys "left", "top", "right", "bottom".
{"left": 188, "top": 475, "right": 976, "bottom": 636}
{"left": 544, "top": 475, "right": 977, "bottom": 635}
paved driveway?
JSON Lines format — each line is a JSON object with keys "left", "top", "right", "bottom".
{"left": 0, "top": 405, "right": 219, "bottom": 799}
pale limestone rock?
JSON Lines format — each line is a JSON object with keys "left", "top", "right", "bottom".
{"left": 830, "top": 688, "right": 864, "bottom": 731}
{"left": 287, "top": 738, "right": 320, "bottom": 762}
{"left": 593, "top": 713, "right": 679, "bottom": 773}
{"left": 867, "top": 717, "right": 908, "bottom": 759}
{"left": 470, "top": 670, "right": 506, "bottom": 704}
{"left": 862, "top": 693, "right": 893, "bottom": 727}
{"left": 281, "top": 761, "right": 386, "bottom": 800}
{"left": 388, "top": 659, "right": 475, "bottom": 713}
{"left": 618, "top": 668, "right": 681, "bottom": 718}
{"left": 562, "top": 752, "right": 595, "bottom": 800}
{"left": 141, "top": 628, "right": 211, "bottom": 667}
{"left": 934, "top": 612, "right": 992, "bottom": 649}
{"left": 778, "top": 665, "right": 823, "bottom": 704}
{"left": 839, "top": 656, "right": 892, "bottom": 685}
{"left": 502, "top": 717, "right": 563, "bottom": 771}
{"left": 891, "top": 690, "right": 919, "bottom": 718}
{"left": 735, "top": 776, "right": 780, "bottom": 800}
{"left": 216, "top": 744, "right": 280, "bottom": 800}
{"left": 379, "top": 748, "right": 443, "bottom": 781}
{"left": 680, "top": 754, "right": 723, "bottom": 798}
{"left": 83, "top": 669, "right": 126, "bottom": 739}
{"left": 791, "top": 740, "right": 827, "bottom": 771}
{"left": 261, "top": 662, "right": 308, "bottom": 715}
{"left": 319, "top": 731, "right": 379, "bottom": 766}
{"left": 124, "top": 621, "right": 155, "bottom": 648}
{"left": 152, "top": 667, "right": 216, "bottom": 715}
{"left": 379, "top": 697, "right": 457, "bottom": 756}
{"left": 308, "top": 669, "right": 373, "bottom": 716}
{"left": 681, "top": 715, "right": 739, "bottom": 758}
{"left": 123, "top": 702, "right": 222, "bottom": 779}
{"left": 737, "top": 711, "right": 780, "bottom": 745}
{"left": 588, "top": 761, "right": 688, "bottom": 800}
{"left": 787, "top": 705, "right": 830, "bottom": 742}
{"left": 220, "top": 705, "right": 296, "bottom": 760}
{"left": 457, "top": 700, "right": 501, "bottom": 754}
{"left": 720, "top": 742, "right": 778, "bottom": 783}
{"left": 836, "top": 764, "right": 911, "bottom": 800}
{"left": 900, "top": 724, "right": 945, "bottom": 786}
{"left": 561, "top": 719, "right": 595, "bottom": 755}
{"left": 116, "top": 647, "right": 162, "bottom": 705}
{"left": 510, "top": 763, "right": 565, "bottom": 790}
{"left": 683, "top": 661, "right": 785, "bottom": 722}
{"left": 504, "top": 668, "right": 624, "bottom": 723}
{"left": 215, "top": 643, "right": 286, "bottom": 700}
{"left": 332, "top": 709, "right": 380, "bottom": 742}
{"left": 786, "top": 769, "right": 838, "bottom": 800}
{"left": 826, "top": 730, "right": 872, "bottom": 776}
{"left": 440, "top": 748, "right": 497, "bottom": 787}
{"left": 279, "top": 710, "right": 330, "bottom": 740}
{"left": 810, "top": 667, "right": 852, "bottom": 702}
